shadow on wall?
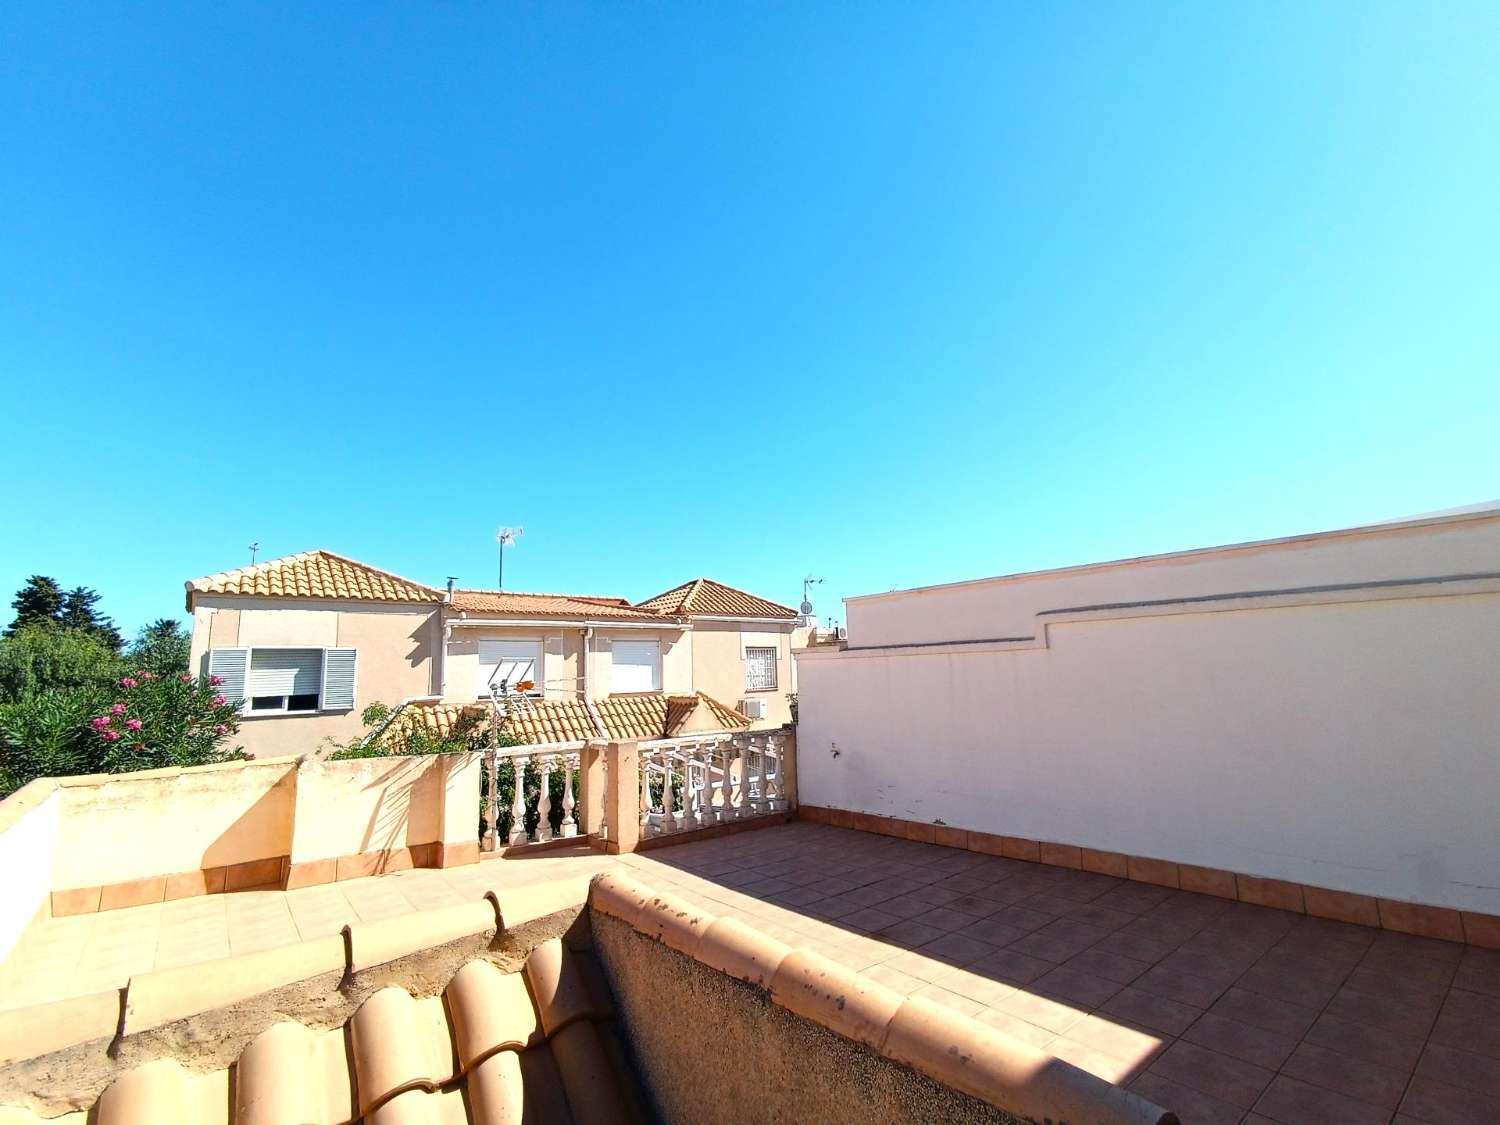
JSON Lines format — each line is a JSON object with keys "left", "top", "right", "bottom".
{"left": 356, "top": 755, "right": 442, "bottom": 857}
{"left": 198, "top": 769, "right": 297, "bottom": 872}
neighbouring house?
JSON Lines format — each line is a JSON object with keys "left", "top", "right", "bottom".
{"left": 185, "top": 552, "right": 802, "bottom": 758}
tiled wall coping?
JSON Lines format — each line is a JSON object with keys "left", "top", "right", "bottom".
{"left": 0, "top": 894, "right": 511, "bottom": 1065}
{"left": 588, "top": 870, "right": 1178, "bottom": 1125}
{"left": 51, "top": 840, "right": 483, "bottom": 918}
{"left": 800, "top": 804, "right": 1500, "bottom": 949}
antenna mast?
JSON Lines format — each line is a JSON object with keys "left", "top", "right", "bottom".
{"left": 495, "top": 526, "right": 524, "bottom": 589}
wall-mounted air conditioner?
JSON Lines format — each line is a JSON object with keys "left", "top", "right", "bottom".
{"left": 739, "top": 698, "right": 768, "bottom": 720}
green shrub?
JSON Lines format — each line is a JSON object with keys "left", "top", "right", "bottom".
{"left": 0, "top": 669, "right": 244, "bottom": 796}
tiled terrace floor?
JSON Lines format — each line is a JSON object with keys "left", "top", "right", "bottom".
{"left": 6, "top": 823, "right": 1500, "bottom": 1124}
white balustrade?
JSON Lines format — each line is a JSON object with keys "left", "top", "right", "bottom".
{"left": 637, "top": 731, "right": 793, "bottom": 836}
{"left": 483, "top": 745, "right": 584, "bottom": 849}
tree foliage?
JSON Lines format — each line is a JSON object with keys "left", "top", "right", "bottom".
{"left": 0, "top": 623, "right": 122, "bottom": 704}
{"left": 0, "top": 669, "right": 244, "bottom": 796}
{"left": 127, "top": 619, "right": 191, "bottom": 678}
{"left": 0, "top": 577, "right": 236, "bottom": 795}
{"left": 7, "top": 576, "right": 64, "bottom": 635}
{"left": 60, "top": 586, "right": 124, "bottom": 651}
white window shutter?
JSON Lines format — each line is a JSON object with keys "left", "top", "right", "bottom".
{"left": 207, "top": 648, "right": 250, "bottom": 713}
{"left": 248, "top": 649, "right": 324, "bottom": 698}
{"left": 321, "top": 648, "right": 358, "bottom": 711}
{"left": 611, "top": 640, "right": 661, "bottom": 693}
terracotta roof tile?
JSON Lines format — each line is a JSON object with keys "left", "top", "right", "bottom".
{"left": 636, "top": 578, "right": 797, "bottom": 619}
{"left": 524, "top": 938, "right": 611, "bottom": 1038}
{"left": 186, "top": 550, "right": 442, "bottom": 606}
{"left": 21, "top": 939, "right": 628, "bottom": 1125}
{"left": 449, "top": 589, "right": 674, "bottom": 621}
{"left": 405, "top": 692, "right": 749, "bottom": 749}
{"left": 235, "top": 1021, "right": 354, "bottom": 1125}
{"left": 446, "top": 960, "right": 543, "bottom": 1068}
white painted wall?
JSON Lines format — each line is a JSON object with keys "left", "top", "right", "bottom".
{"left": 0, "top": 783, "right": 60, "bottom": 965}
{"left": 848, "top": 507, "right": 1500, "bottom": 647}
{"left": 798, "top": 510, "right": 1500, "bottom": 915}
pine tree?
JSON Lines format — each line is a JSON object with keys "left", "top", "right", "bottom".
{"left": 7, "top": 576, "right": 64, "bottom": 635}
{"left": 60, "top": 587, "right": 124, "bottom": 651}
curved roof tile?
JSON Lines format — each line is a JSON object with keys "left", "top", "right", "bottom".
{"left": 449, "top": 589, "right": 675, "bottom": 620}
{"left": 636, "top": 578, "right": 797, "bottom": 619}
{"left": 186, "top": 550, "right": 443, "bottom": 607}
{"left": 15, "top": 938, "right": 626, "bottom": 1125}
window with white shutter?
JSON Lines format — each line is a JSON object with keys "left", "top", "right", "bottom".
{"left": 477, "top": 639, "right": 543, "bottom": 697}
{"left": 611, "top": 640, "right": 661, "bottom": 693}
{"left": 206, "top": 648, "right": 249, "bottom": 709}
{"left": 248, "top": 648, "right": 324, "bottom": 713}
{"left": 745, "top": 646, "right": 777, "bottom": 691}
{"left": 321, "top": 649, "right": 358, "bottom": 712}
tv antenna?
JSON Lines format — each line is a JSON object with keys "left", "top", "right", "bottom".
{"left": 496, "top": 526, "right": 524, "bottom": 589}
{"left": 801, "top": 574, "right": 824, "bottom": 617}
{"left": 248, "top": 541, "right": 260, "bottom": 564}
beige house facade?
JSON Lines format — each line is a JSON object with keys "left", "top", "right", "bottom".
{"left": 186, "top": 554, "right": 800, "bottom": 758}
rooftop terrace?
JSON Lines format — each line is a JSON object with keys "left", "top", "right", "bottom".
{"left": 5, "top": 821, "right": 1496, "bottom": 1123}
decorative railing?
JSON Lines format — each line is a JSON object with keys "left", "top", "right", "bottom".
{"left": 480, "top": 743, "right": 584, "bottom": 851}
{"left": 638, "top": 731, "right": 791, "bottom": 838}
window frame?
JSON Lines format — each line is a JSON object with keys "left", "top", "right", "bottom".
{"left": 244, "top": 646, "right": 326, "bottom": 716}
{"left": 744, "top": 645, "right": 778, "bottom": 692}
{"left": 476, "top": 637, "right": 545, "bottom": 699}
{"left": 610, "top": 638, "right": 663, "bottom": 693}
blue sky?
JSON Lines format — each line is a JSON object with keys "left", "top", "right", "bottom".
{"left": 2, "top": 2, "right": 1497, "bottom": 638}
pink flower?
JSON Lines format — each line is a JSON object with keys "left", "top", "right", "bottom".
{"left": 214, "top": 724, "right": 229, "bottom": 735}
{"left": 102, "top": 730, "right": 121, "bottom": 742}
{"left": 110, "top": 703, "right": 127, "bottom": 715}
{"left": 179, "top": 674, "right": 194, "bottom": 683}
{"left": 125, "top": 719, "right": 143, "bottom": 731}
{"left": 210, "top": 675, "right": 224, "bottom": 686}
{"left": 120, "top": 677, "right": 139, "bottom": 689}
{"left": 91, "top": 716, "right": 112, "bottom": 731}
{"left": 213, "top": 695, "right": 227, "bottom": 707}
{"left": 140, "top": 671, "right": 156, "bottom": 681}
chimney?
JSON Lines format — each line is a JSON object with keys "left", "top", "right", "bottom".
{"left": 446, "top": 577, "right": 457, "bottom": 603}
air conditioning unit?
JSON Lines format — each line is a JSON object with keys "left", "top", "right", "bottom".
{"left": 739, "top": 698, "right": 768, "bottom": 720}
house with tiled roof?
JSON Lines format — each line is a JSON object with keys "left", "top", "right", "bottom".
{"left": 185, "top": 552, "right": 801, "bottom": 758}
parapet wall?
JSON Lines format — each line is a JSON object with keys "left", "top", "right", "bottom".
{"left": 0, "top": 751, "right": 483, "bottom": 961}
{"left": 797, "top": 509, "right": 1500, "bottom": 920}
{"left": 588, "top": 872, "right": 1176, "bottom": 1125}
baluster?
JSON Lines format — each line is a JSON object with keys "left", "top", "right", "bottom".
{"left": 482, "top": 747, "right": 499, "bottom": 851}
{"left": 508, "top": 755, "right": 531, "bottom": 846}
{"left": 728, "top": 738, "right": 745, "bottom": 818}
{"left": 598, "top": 746, "right": 610, "bottom": 842}
{"left": 767, "top": 734, "right": 786, "bottom": 811}
{"left": 560, "top": 755, "right": 577, "bottom": 838}
{"left": 763, "top": 734, "right": 779, "bottom": 807}
{"left": 681, "top": 742, "right": 701, "bottom": 831}
{"left": 536, "top": 756, "right": 554, "bottom": 843}
{"left": 661, "top": 751, "right": 677, "bottom": 833}
{"left": 717, "top": 744, "right": 735, "bottom": 822}
{"left": 640, "top": 749, "right": 654, "bottom": 837}
{"left": 750, "top": 736, "right": 768, "bottom": 816}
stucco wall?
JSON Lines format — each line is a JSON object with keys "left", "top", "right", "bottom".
{"left": 189, "top": 596, "right": 441, "bottom": 758}
{"left": 592, "top": 911, "right": 1021, "bottom": 1125}
{"left": 0, "top": 782, "right": 61, "bottom": 964}
{"left": 797, "top": 585, "right": 1500, "bottom": 915}
{"left": 289, "top": 753, "right": 479, "bottom": 863}
{"left": 691, "top": 621, "right": 794, "bottom": 728}
{"left": 50, "top": 759, "right": 298, "bottom": 890}
{"left": 443, "top": 627, "right": 583, "bottom": 702}
{"left": 847, "top": 508, "right": 1500, "bottom": 648}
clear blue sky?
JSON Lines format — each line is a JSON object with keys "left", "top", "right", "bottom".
{"left": 2, "top": 3, "right": 1497, "bottom": 638}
